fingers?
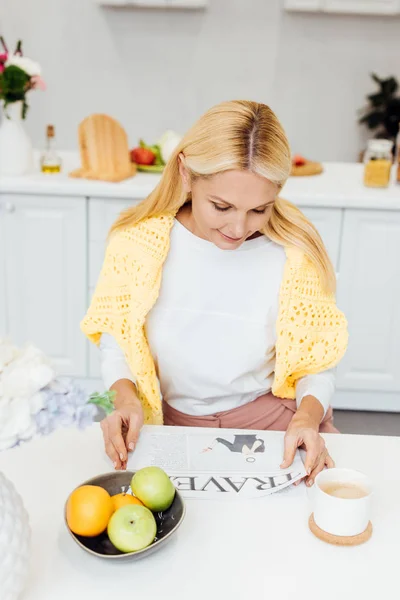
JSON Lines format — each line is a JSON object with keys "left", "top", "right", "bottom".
{"left": 294, "top": 429, "right": 328, "bottom": 485}
{"left": 306, "top": 453, "right": 326, "bottom": 487}
{"left": 101, "top": 404, "right": 144, "bottom": 470}
{"left": 294, "top": 477, "right": 305, "bottom": 487}
{"left": 298, "top": 428, "right": 326, "bottom": 476}
{"left": 125, "top": 412, "right": 142, "bottom": 452}
{"left": 101, "top": 420, "right": 122, "bottom": 470}
{"left": 304, "top": 444, "right": 320, "bottom": 477}
{"left": 325, "top": 453, "right": 335, "bottom": 469}
{"left": 108, "top": 416, "right": 128, "bottom": 463}
{"left": 281, "top": 434, "right": 298, "bottom": 469}
{"left": 101, "top": 416, "right": 126, "bottom": 470}
{"left": 306, "top": 451, "right": 335, "bottom": 487}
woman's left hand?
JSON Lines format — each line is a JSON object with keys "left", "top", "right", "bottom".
{"left": 281, "top": 410, "right": 334, "bottom": 487}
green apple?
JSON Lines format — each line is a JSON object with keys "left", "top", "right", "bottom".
{"left": 107, "top": 504, "right": 157, "bottom": 553}
{"left": 131, "top": 467, "right": 175, "bottom": 512}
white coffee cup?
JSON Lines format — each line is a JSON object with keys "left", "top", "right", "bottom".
{"left": 312, "top": 468, "right": 372, "bottom": 537}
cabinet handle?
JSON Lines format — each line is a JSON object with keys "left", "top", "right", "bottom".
{"left": 5, "top": 202, "right": 15, "bottom": 213}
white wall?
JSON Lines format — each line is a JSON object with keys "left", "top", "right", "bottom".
{"left": 1, "top": 0, "right": 399, "bottom": 161}
{"left": 274, "top": 11, "right": 400, "bottom": 161}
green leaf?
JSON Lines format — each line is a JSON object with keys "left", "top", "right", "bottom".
{"left": 371, "top": 72, "right": 383, "bottom": 86}
{"left": 88, "top": 390, "right": 116, "bottom": 416}
{"left": 0, "top": 65, "right": 30, "bottom": 104}
{"left": 152, "top": 145, "right": 163, "bottom": 166}
{"left": 381, "top": 77, "right": 398, "bottom": 98}
{"left": 360, "top": 73, "right": 400, "bottom": 137}
{"left": 2, "top": 65, "right": 30, "bottom": 90}
{"left": 367, "top": 92, "right": 385, "bottom": 108}
{"left": 359, "top": 110, "right": 385, "bottom": 129}
{"left": 138, "top": 138, "right": 164, "bottom": 166}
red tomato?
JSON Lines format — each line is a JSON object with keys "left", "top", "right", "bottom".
{"left": 130, "top": 147, "right": 156, "bottom": 165}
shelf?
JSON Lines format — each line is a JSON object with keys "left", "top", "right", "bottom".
{"left": 96, "top": 0, "right": 208, "bottom": 8}
{"left": 284, "top": 0, "right": 400, "bottom": 14}
{"left": 284, "top": 0, "right": 321, "bottom": 10}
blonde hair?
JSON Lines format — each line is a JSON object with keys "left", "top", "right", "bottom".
{"left": 111, "top": 100, "right": 336, "bottom": 293}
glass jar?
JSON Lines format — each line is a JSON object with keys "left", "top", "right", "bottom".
{"left": 363, "top": 139, "right": 393, "bottom": 188}
{"left": 395, "top": 124, "right": 400, "bottom": 184}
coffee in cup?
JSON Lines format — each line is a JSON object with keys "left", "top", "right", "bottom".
{"left": 319, "top": 481, "right": 368, "bottom": 500}
{"left": 312, "top": 468, "right": 372, "bottom": 537}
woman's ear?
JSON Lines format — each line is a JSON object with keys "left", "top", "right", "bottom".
{"left": 178, "top": 153, "right": 191, "bottom": 194}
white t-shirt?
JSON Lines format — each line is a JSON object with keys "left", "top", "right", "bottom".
{"left": 100, "top": 219, "right": 335, "bottom": 416}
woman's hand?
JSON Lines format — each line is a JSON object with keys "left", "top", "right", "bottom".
{"left": 280, "top": 396, "right": 335, "bottom": 487}
{"left": 100, "top": 379, "right": 144, "bottom": 471}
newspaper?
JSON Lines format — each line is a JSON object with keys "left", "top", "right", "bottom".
{"left": 128, "top": 425, "right": 306, "bottom": 499}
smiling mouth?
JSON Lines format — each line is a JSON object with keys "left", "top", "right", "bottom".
{"left": 218, "top": 231, "right": 242, "bottom": 242}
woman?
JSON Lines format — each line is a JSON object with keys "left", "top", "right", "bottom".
{"left": 81, "top": 100, "right": 348, "bottom": 486}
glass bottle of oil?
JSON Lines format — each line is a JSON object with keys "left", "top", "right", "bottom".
{"left": 41, "top": 125, "right": 62, "bottom": 174}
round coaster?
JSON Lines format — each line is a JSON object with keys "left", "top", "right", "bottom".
{"left": 291, "top": 161, "right": 323, "bottom": 177}
{"left": 308, "top": 514, "right": 373, "bottom": 546}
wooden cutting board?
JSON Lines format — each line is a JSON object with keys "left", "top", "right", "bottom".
{"left": 69, "top": 114, "right": 136, "bottom": 183}
{"left": 291, "top": 160, "right": 323, "bottom": 177}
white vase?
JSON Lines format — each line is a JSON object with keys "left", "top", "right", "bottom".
{"left": 0, "top": 471, "right": 31, "bottom": 600}
{"left": 0, "top": 101, "right": 34, "bottom": 176}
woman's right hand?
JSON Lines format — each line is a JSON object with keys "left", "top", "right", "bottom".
{"left": 100, "top": 379, "right": 144, "bottom": 470}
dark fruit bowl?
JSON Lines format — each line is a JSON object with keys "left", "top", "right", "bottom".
{"left": 64, "top": 471, "right": 186, "bottom": 560}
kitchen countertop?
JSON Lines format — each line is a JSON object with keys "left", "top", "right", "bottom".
{"left": 1, "top": 151, "right": 400, "bottom": 209}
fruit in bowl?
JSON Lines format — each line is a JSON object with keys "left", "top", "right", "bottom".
{"left": 111, "top": 492, "right": 144, "bottom": 511}
{"left": 108, "top": 504, "right": 157, "bottom": 553}
{"left": 66, "top": 484, "right": 114, "bottom": 537}
{"left": 65, "top": 467, "right": 184, "bottom": 559}
{"left": 131, "top": 466, "right": 175, "bottom": 512}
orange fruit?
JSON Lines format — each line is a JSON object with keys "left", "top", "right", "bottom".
{"left": 66, "top": 485, "right": 113, "bottom": 537}
{"left": 111, "top": 493, "right": 144, "bottom": 511}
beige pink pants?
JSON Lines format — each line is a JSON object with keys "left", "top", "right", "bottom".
{"left": 163, "top": 392, "right": 339, "bottom": 433}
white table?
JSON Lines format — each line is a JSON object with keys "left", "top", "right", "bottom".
{"left": 1, "top": 426, "right": 399, "bottom": 599}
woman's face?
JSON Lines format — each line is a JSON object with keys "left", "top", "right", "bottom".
{"left": 179, "top": 163, "right": 278, "bottom": 250}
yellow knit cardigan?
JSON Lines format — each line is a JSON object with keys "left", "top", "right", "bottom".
{"left": 81, "top": 214, "right": 348, "bottom": 425}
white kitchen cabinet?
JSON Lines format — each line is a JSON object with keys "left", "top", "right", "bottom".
{"left": 88, "top": 197, "right": 136, "bottom": 379}
{"left": 88, "top": 197, "right": 135, "bottom": 287}
{"left": 0, "top": 194, "right": 87, "bottom": 376}
{"left": 300, "top": 207, "right": 343, "bottom": 273}
{"left": 336, "top": 210, "right": 400, "bottom": 396}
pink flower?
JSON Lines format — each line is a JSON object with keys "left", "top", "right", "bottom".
{"left": 0, "top": 51, "right": 7, "bottom": 73}
{"left": 31, "top": 75, "right": 46, "bottom": 91}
